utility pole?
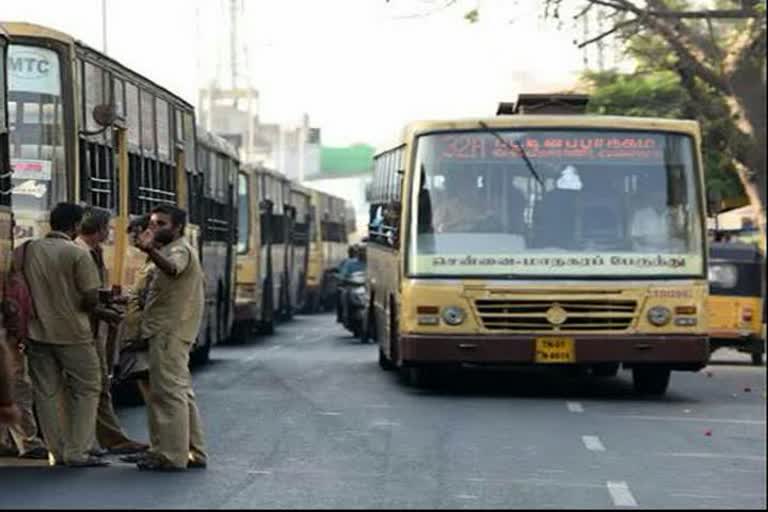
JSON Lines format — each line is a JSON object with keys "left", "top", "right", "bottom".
{"left": 102, "top": 0, "right": 108, "bottom": 54}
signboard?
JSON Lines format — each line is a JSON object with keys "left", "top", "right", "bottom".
{"left": 11, "top": 159, "right": 52, "bottom": 181}
{"left": 413, "top": 252, "right": 703, "bottom": 276}
{"left": 437, "top": 133, "right": 666, "bottom": 162}
{"left": 8, "top": 45, "right": 61, "bottom": 95}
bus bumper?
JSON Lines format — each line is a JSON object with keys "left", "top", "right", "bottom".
{"left": 399, "top": 334, "right": 710, "bottom": 369}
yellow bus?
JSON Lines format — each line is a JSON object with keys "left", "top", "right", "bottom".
{"left": 1, "top": 21, "right": 232, "bottom": 363}
{"left": 304, "top": 189, "right": 350, "bottom": 312}
{"left": 195, "top": 128, "right": 238, "bottom": 350}
{"left": 287, "top": 182, "right": 312, "bottom": 316}
{"left": 0, "top": 27, "right": 12, "bottom": 349}
{"left": 234, "top": 163, "right": 269, "bottom": 336}
{"left": 365, "top": 98, "right": 710, "bottom": 395}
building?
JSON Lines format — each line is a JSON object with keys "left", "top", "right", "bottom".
{"left": 302, "top": 144, "right": 375, "bottom": 242}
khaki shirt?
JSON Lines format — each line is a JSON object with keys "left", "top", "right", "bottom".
{"left": 119, "top": 260, "right": 155, "bottom": 344}
{"left": 26, "top": 232, "right": 102, "bottom": 345}
{"left": 141, "top": 237, "right": 204, "bottom": 342}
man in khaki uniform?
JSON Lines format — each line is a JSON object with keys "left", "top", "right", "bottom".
{"left": 75, "top": 207, "right": 148, "bottom": 456}
{"left": 0, "top": 341, "right": 21, "bottom": 426}
{"left": 133, "top": 205, "right": 206, "bottom": 471}
{"left": 24, "top": 202, "right": 107, "bottom": 467}
{"left": 0, "top": 338, "right": 48, "bottom": 459}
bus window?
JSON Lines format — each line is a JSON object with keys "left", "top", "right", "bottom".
{"left": 7, "top": 44, "right": 67, "bottom": 212}
{"left": 237, "top": 173, "right": 250, "bottom": 254}
{"left": 156, "top": 98, "right": 170, "bottom": 160}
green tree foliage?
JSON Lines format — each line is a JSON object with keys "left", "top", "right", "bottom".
{"left": 583, "top": 69, "right": 744, "bottom": 198}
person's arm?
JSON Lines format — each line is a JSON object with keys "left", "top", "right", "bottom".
{"left": 75, "top": 251, "right": 105, "bottom": 312}
{"left": 137, "top": 232, "right": 189, "bottom": 278}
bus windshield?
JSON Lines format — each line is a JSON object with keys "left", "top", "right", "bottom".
{"left": 410, "top": 129, "right": 704, "bottom": 278}
{"left": 7, "top": 43, "right": 67, "bottom": 213}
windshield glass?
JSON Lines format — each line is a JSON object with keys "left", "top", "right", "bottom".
{"left": 7, "top": 44, "right": 67, "bottom": 213}
{"left": 410, "top": 129, "right": 704, "bottom": 278}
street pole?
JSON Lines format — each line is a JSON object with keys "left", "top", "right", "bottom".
{"left": 102, "top": 0, "right": 108, "bottom": 54}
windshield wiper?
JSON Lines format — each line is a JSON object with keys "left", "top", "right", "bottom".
{"left": 478, "top": 121, "right": 544, "bottom": 187}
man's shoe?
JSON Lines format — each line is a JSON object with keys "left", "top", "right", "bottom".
{"left": 19, "top": 447, "right": 49, "bottom": 460}
{"left": 107, "top": 441, "right": 149, "bottom": 455}
{"left": 137, "top": 455, "right": 185, "bottom": 472}
{"left": 66, "top": 456, "right": 110, "bottom": 468}
{"left": 119, "top": 453, "right": 149, "bottom": 464}
{"left": 187, "top": 458, "right": 207, "bottom": 469}
{"left": 88, "top": 447, "right": 108, "bottom": 457}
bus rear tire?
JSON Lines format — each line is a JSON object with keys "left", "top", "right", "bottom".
{"left": 632, "top": 367, "right": 671, "bottom": 396}
{"left": 378, "top": 348, "right": 395, "bottom": 371}
{"left": 751, "top": 352, "right": 763, "bottom": 366}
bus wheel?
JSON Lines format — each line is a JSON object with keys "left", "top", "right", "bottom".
{"left": 405, "top": 366, "right": 442, "bottom": 389}
{"left": 751, "top": 351, "right": 764, "bottom": 366}
{"left": 378, "top": 348, "right": 395, "bottom": 371}
{"left": 591, "top": 363, "right": 620, "bottom": 378}
{"left": 632, "top": 367, "right": 671, "bottom": 396}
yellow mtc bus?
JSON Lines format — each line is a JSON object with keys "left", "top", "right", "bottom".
{"left": 304, "top": 189, "right": 350, "bottom": 313}
{"left": 1, "top": 22, "right": 223, "bottom": 362}
{"left": 365, "top": 97, "right": 710, "bottom": 395}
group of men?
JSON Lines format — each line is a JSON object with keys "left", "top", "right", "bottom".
{"left": 0, "top": 202, "right": 207, "bottom": 471}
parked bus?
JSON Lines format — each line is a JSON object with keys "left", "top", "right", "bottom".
{"left": 1, "top": 21, "right": 231, "bottom": 363}
{"left": 195, "top": 129, "right": 238, "bottom": 352}
{"left": 363, "top": 95, "right": 710, "bottom": 395}
{"left": 234, "top": 163, "right": 271, "bottom": 336}
{"left": 304, "top": 189, "right": 350, "bottom": 312}
{"left": 257, "top": 166, "right": 291, "bottom": 323}
{"left": 288, "top": 182, "right": 311, "bottom": 316}
{"left": 0, "top": 27, "right": 12, "bottom": 350}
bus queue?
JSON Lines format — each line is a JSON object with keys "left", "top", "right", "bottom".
{"left": 0, "top": 21, "right": 355, "bottom": 371}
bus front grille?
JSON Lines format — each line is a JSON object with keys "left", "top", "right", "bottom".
{"left": 474, "top": 299, "right": 637, "bottom": 332}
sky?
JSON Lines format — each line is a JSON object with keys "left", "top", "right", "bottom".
{"left": 2, "top": 0, "right": 593, "bottom": 147}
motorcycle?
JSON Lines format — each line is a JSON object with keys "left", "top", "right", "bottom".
{"left": 337, "top": 270, "right": 368, "bottom": 339}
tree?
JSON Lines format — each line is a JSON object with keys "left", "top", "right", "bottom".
{"left": 583, "top": 68, "right": 744, "bottom": 200}
{"left": 547, "top": 0, "right": 766, "bottom": 247}
{"left": 390, "top": 0, "right": 766, "bottom": 246}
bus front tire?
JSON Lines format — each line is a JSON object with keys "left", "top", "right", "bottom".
{"left": 751, "top": 351, "right": 764, "bottom": 366}
{"left": 632, "top": 367, "right": 671, "bottom": 396}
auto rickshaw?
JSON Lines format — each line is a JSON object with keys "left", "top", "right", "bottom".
{"left": 707, "top": 240, "right": 766, "bottom": 365}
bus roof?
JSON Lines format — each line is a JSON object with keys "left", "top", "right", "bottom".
{"left": 1, "top": 21, "right": 194, "bottom": 112}
{"left": 376, "top": 115, "right": 701, "bottom": 156}
{"left": 196, "top": 127, "right": 240, "bottom": 162}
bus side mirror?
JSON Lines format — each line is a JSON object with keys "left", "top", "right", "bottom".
{"left": 707, "top": 189, "right": 723, "bottom": 217}
{"left": 92, "top": 104, "right": 121, "bottom": 128}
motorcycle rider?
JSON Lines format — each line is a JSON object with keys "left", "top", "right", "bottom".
{"left": 336, "top": 245, "right": 365, "bottom": 322}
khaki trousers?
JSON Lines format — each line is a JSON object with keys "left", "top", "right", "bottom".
{"left": 0, "top": 342, "right": 47, "bottom": 455}
{"left": 26, "top": 341, "right": 101, "bottom": 464}
{"left": 147, "top": 332, "right": 207, "bottom": 468}
{"left": 92, "top": 327, "right": 132, "bottom": 449}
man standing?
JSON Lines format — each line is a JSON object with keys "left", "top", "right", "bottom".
{"left": 134, "top": 205, "right": 207, "bottom": 471}
{"left": 0, "top": 342, "right": 21, "bottom": 427}
{"left": 24, "top": 203, "right": 107, "bottom": 467}
{"left": 75, "top": 207, "right": 148, "bottom": 456}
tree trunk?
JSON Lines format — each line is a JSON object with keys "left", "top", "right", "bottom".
{"left": 729, "top": 61, "right": 767, "bottom": 252}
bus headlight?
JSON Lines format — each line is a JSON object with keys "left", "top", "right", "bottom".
{"left": 442, "top": 306, "right": 466, "bottom": 326}
{"left": 647, "top": 306, "right": 672, "bottom": 326}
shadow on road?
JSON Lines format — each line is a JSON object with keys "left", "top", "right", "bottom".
{"left": 384, "top": 365, "right": 700, "bottom": 403}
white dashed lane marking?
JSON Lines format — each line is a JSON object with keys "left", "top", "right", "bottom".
{"left": 567, "top": 401, "right": 584, "bottom": 413}
{"left": 607, "top": 481, "right": 638, "bottom": 507}
{"left": 582, "top": 435, "right": 606, "bottom": 452}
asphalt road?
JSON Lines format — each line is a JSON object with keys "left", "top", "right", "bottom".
{"left": 1, "top": 314, "right": 765, "bottom": 509}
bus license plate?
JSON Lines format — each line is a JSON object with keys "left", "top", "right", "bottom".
{"left": 535, "top": 337, "right": 575, "bottom": 363}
